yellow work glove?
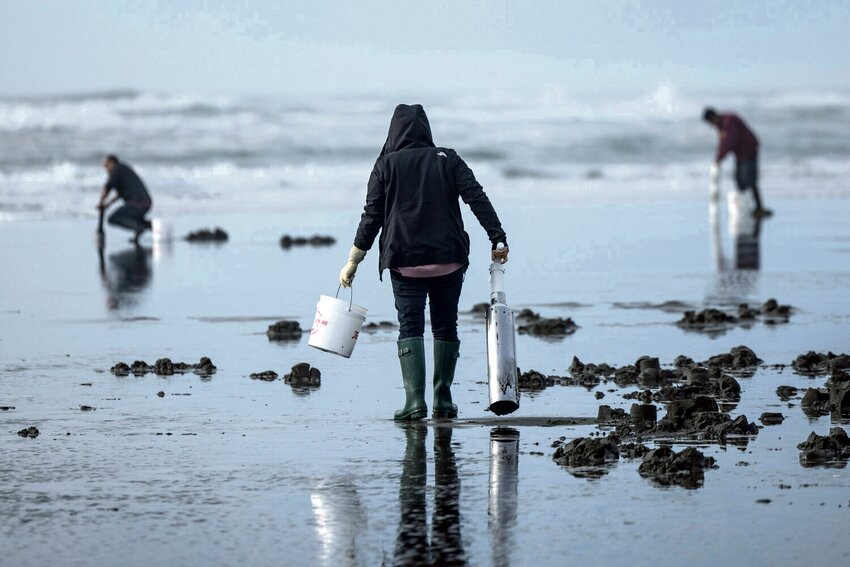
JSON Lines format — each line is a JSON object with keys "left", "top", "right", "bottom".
{"left": 339, "top": 245, "right": 367, "bottom": 287}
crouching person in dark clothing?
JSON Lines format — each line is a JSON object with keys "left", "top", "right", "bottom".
{"left": 98, "top": 155, "right": 153, "bottom": 244}
{"left": 340, "top": 104, "right": 509, "bottom": 420}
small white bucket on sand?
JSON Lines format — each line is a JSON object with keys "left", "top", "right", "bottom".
{"left": 151, "top": 218, "right": 173, "bottom": 243}
{"left": 309, "top": 287, "right": 368, "bottom": 358}
{"left": 727, "top": 191, "right": 756, "bottom": 236}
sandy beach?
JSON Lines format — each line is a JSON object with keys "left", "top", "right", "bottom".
{"left": 4, "top": 0, "right": 850, "bottom": 562}
{"left": 3, "top": 196, "right": 850, "bottom": 565}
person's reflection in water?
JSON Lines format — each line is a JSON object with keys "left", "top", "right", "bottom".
{"left": 98, "top": 244, "right": 152, "bottom": 311}
{"left": 431, "top": 425, "right": 465, "bottom": 566}
{"left": 734, "top": 216, "right": 762, "bottom": 271}
{"left": 394, "top": 424, "right": 466, "bottom": 567}
{"left": 708, "top": 196, "right": 762, "bottom": 300}
{"left": 395, "top": 424, "right": 429, "bottom": 566}
{"left": 488, "top": 428, "right": 519, "bottom": 567}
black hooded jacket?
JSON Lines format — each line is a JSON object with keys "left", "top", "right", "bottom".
{"left": 353, "top": 104, "right": 506, "bottom": 276}
{"left": 104, "top": 162, "right": 151, "bottom": 206}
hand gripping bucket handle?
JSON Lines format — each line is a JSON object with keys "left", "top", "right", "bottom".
{"left": 308, "top": 285, "right": 368, "bottom": 358}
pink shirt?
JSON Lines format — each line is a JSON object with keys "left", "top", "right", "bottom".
{"left": 394, "top": 263, "right": 464, "bottom": 278}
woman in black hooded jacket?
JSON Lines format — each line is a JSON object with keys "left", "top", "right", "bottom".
{"left": 340, "top": 104, "right": 508, "bottom": 420}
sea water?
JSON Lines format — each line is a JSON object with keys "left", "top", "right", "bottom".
{"left": 2, "top": 88, "right": 850, "bottom": 566}
{"left": 2, "top": 87, "right": 850, "bottom": 221}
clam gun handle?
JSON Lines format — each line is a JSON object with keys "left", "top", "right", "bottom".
{"left": 489, "top": 256, "right": 507, "bottom": 305}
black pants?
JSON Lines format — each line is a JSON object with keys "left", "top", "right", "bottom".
{"left": 390, "top": 268, "right": 465, "bottom": 342}
{"left": 108, "top": 202, "right": 151, "bottom": 233}
{"left": 735, "top": 155, "right": 758, "bottom": 191}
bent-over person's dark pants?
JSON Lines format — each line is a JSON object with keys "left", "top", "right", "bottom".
{"left": 735, "top": 154, "right": 758, "bottom": 191}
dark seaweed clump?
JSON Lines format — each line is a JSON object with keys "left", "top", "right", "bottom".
{"left": 111, "top": 357, "right": 216, "bottom": 377}
{"left": 185, "top": 227, "right": 228, "bottom": 242}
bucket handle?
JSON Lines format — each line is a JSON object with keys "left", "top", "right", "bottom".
{"left": 335, "top": 284, "right": 354, "bottom": 312}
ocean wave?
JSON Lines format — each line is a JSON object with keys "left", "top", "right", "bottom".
{"left": 0, "top": 89, "right": 142, "bottom": 103}
{"left": 501, "top": 166, "right": 559, "bottom": 180}
{"left": 762, "top": 91, "right": 850, "bottom": 110}
{"left": 0, "top": 91, "right": 240, "bottom": 132}
{"left": 442, "top": 83, "right": 702, "bottom": 123}
{"left": 2, "top": 155, "right": 850, "bottom": 222}
{"left": 462, "top": 148, "right": 508, "bottom": 162}
{"left": 5, "top": 86, "right": 849, "bottom": 135}
{"left": 2, "top": 88, "right": 850, "bottom": 221}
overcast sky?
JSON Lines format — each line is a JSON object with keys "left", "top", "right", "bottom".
{"left": 2, "top": 0, "right": 849, "bottom": 96}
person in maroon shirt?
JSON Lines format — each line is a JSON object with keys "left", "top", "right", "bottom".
{"left": 703, "top": 108, "right": 770, "bottom": 217}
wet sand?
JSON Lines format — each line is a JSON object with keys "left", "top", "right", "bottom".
{"left": 2, "top": 199, "right": 850, "bottom": 566}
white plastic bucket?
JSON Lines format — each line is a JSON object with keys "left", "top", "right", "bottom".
{"left": 309, "top": 289, "right": 368, "bottom": 358}
{"left": 727, "top": 190, "right": 756, "bottom": 237}
{"left": 151, "top": 218, "right": 173, "bottom": 243}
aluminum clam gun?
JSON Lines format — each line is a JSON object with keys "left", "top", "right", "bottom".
{"left": 486, "top": 248, "right": 520, "bottom": 415}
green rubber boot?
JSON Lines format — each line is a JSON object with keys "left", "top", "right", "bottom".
{"left": 432, "top": 340, "right": 460, "bottom": 419}
{"left": 394, "top": 338, "right": 427, "bottom": 421}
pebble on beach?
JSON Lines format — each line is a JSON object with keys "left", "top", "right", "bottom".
{"left": 517, "top": 316, "right": 578, "bottom": 337}
{"left": 279, "top": 234, "right": 336, "bottom": 248}
{"left": 110, "top": 357, "right": 217, "bottom": 377}
{"left": 776, "top": 385, "right": 799, "bottom": 401}
{"left": 185, "top": 227, "right": 229, "bottom": 242}
{"left": 362, "top": 321, "right": 397, "bottom": 332}
{"left": 552, "top": 436, "right": 620, "bottom": 471}
{"left": 677, "top": 299, "right": 794, "bottom": 332}
{"left": 284, "top": 363, "right": 321, "bottom": 389}
{"left": 797, "top": 427, "right": 850, "bottom": 467}
{"left": 759, "top": 412, "right": 785, "bottom": 425}
{"left": 468, "top": 302, "right": 489, "bottom": 314}
{"left": 799, "top": 370, "right": 850, "bottom": 418}
{"left": 677, "top": 308, "right": 737, "bottom": 329}
{"left": 250, "top": 370, "right": 279, "bottom": 382}
{"left": 638, "top": 446, "right": 717, "bottom": 489}
{"left": 791, "top": 351, "right": 850, "bottom": 376}
{"left": 518, "top": 369, "right": 553, "bottom": 391}
{"left": 266, "top": 320, "right": 303, "bottom": 341}
{"left": 17, "top": 426, "right": 39, "bottom": 438}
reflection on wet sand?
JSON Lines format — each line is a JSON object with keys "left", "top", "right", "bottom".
{"left": 734, "top": 216, "right": 761, "bottom": 271}
{"left": 709, "top": 197, "right": 762, "bottom": 299}
{"left": 489, "top": 428, "right": 519, "bottom": 567}
{"left": 394, "top": 424, "right": 466, "bottom": 567}
{"left": 97, "top": 244, "right": 152, "bottom": 310}
{"left": 310, "top": 478, "right": 368, "bottom": 566}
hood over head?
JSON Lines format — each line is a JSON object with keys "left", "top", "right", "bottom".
{"left": 380, "top": 104, "right": 435, "bottom": 156}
